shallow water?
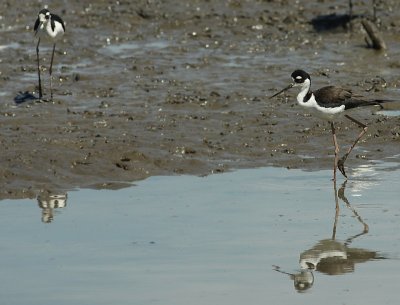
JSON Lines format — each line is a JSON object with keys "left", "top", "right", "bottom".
{"left": 377, "top": 109, "right": 400, "bottom": 117}
{"left": 1, "top": 161, "right": 399, "bottom": 305}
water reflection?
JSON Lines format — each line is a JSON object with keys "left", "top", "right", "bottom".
{"left": 274, "top": 180, "right": 385, "bottom": 292}
{"left": 37, "top": 193, "right": 68, "bottom": 223}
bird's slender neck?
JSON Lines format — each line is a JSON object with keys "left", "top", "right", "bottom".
{"left": 297, "top": 79, "right": 312, "bottom": 104}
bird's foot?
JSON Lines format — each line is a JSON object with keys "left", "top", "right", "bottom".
{"left": 337, "top": 157, "right": 348, "bottom": 178}
{"left": 36, "top": 97, "right": 51, "bottom": 103}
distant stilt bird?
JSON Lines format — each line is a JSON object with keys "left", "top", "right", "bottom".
{"left": 34, "top": 9, "right": 65, "bottom": 101}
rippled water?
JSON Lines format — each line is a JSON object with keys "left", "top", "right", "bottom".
{"left": 1, "top": 160, "right": 399, "bottom": 305}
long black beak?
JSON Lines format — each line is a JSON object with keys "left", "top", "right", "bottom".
{"left": 269, "top": 83, "right": 294, "bottom": 99}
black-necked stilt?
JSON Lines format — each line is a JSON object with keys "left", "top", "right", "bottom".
{"left": 34, "top": 9, "right": 65, "bottom": 101}
{"left": 270, "top": 69, "right": 388, "bottom": 180}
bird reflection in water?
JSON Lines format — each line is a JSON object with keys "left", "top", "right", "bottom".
{"left": 273, "top": 180, "right": 385, "bottom": 292}
{"left": 37, "top": 193, "right": 68, "bottom": 223}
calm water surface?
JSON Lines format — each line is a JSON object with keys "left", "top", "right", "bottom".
{"left": 1, "top": 161, "right": 399, "bottom": 305}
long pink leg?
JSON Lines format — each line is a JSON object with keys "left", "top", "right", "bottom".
{"left": 36, "top": 38, "right": 43, "bottom": 99}
{"left": 49, "top": 43, "right": 56, "bottom": 101}
{"left": 337, "top": 114, "right": 368, "bottom": 177}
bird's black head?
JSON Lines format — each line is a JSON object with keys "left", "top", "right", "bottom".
{"left": 39, "top": 9, "right": 50, "bottom": 15}
{"left": 291, "top": 70, "right": 311, "bottom": 85}
{"left": 38, "top": 9, "right": 51, "bottom": 22}
{"left": 269, "top": 69, "right": 312, "bottom": 99}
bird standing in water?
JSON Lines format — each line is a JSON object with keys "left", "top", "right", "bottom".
{"left": 34, "top": 8, "right": 65, "bottom": 101}
{"left": 270, "top": 70, "right": 388, "bottom": 180}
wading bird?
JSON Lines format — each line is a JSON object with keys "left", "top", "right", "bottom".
{"left": 270, "top": 70, "right": 388, "bottom": 180}
{"left": 34, "top": 8, "right": 65, "bottom": 101}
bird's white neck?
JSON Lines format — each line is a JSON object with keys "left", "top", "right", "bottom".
{"left": 296, "top": 79, "right": 311, "bottom": 105}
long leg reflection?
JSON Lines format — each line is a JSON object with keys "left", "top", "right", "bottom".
{"left": 338, "top": 181, "right": 369, "bottom": 244}
{"left": 332, "top": 180, "right": 369, "bottom": 241}
{"left": 274, "top": 179, "right": 384, "bottom": 292}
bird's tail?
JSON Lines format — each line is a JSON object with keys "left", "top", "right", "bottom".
{"left": 372, "top": 99, "right": 399, "bottom": 110}
{"left": 346, "top": 99, "right": 398, "bottom": 110}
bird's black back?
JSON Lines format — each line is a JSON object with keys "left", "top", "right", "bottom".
{"left": 51, "top": 14, "right": 66, "bottom": 32}
{"left": 313, "top": 86, "right": 352, "bottom": 108}
{"left": 313, "top": 85, "right": 386, "bottom": 110}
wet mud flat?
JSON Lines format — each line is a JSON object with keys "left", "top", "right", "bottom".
{"left": 0, "top": 0, "right": 400, "bottom": 199}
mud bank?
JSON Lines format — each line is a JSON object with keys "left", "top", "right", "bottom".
{"left": 0, "top": 0, "right": 399, "bottom": 199}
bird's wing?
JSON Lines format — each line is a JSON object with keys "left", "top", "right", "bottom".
{"left": 344, "top": 98, "right": 384, "bottom": 110}
{"left": 315, "top": 86, "right": 391, "bottom": 110}
{"left": 33, "top": 17, "right": 40, "bottom": 34}
{"left": 313, "top": 86, "right": 352, "bottom": 108}
{"left": 51, "top": 14, "right": 66, "bottom": 32}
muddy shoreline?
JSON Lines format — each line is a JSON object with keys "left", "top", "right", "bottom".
{"left": 1, "top": 0, "right": 399, "bottom": 199}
